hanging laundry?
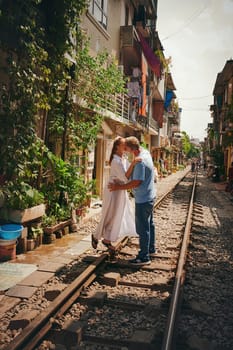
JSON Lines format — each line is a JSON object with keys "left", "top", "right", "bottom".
{"left": 127, "top": 81, "right": 141, "bottom": 98}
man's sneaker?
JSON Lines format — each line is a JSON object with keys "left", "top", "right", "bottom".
{"left": 129, "top": 257, "right": 151, "bottom": 265}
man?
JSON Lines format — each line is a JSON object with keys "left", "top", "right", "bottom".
{"left": 108, "top": 136, "right": 156, "bottom": 265}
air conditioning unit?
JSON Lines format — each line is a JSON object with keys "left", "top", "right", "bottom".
{"left": 120, "top": 26, "right": 134, "bottom": 47}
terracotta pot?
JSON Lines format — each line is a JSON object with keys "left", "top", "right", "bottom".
{"left": 27, "top": 239, "right": 36, "bottom": 251}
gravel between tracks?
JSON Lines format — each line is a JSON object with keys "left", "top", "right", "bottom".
{"left": 2, "top": 169, "right": 233, "bottom": 350}
{"left": 177, "top": 173, "right": 233, "bottom": 350}
{"left": 0, "top": 169, "right": 188, "bottom": 350}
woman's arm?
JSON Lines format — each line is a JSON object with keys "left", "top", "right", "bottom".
{"left": 125, "top": 157, "right": 141, "bottom": 179}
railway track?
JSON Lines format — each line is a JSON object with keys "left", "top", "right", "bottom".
{"left": 4, "top": 171, "right": 233, "bottom": 349}
{"left": 3, "top": 171, "right": 197, "bottom": 350}
{"left": 175, "top": 173, "right": 233, "bottom": 350}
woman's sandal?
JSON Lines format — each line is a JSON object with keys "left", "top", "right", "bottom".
{"left": 91, "top": 234, "right": 98, "bottom": 249}
{"left": 102, "top": 240, "right": 116, "bottom": 251}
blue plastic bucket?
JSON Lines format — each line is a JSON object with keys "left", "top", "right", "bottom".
{"left": 0, "top": 224, "right": 23, "bottom": 240}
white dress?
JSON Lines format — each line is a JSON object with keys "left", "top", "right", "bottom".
{"left": 94, "top": 154, "right": 137, "bottom": 242}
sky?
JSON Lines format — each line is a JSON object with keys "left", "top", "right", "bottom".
{"left": 157, "top": 0, "right": 233, "bottom": 141}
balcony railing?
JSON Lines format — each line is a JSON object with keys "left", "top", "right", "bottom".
{"left": 73, "top": 86, "right": 155, "bottom": 132}
{"left": 149, "top": 116, "right": 158, "bottom": 130}
{"left": 103, "top": 93, "right": 153, "bottom": 131}
{"left": 99, "top": 93, "right": 130, "bottom": 121}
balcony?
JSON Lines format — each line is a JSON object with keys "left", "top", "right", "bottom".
{"left": 168, "top": 114, "right": 179, "bottom": 125}
{"left": 98, "top": 93, "right": 148, "bottom": 131}
{"left": 222, "top": 119, "right": 233, "bottom": 132}
{"left": 149, "top": 116, "right": 158, "bottom": 129}
{"left": 210, "top": 104, "right": 217, "bottom": 112}
{"left": 101, "top": 93, "right": 130, "bottom": 121}
{"left": 120, "top": 26, "right": 141, "bottom": 75}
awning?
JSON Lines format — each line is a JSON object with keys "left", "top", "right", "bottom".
{"left": 164, "top": 90, "right": 174, "bottom": 110}
{"left": 137, "top": 30, "right": 161, "bottom": 78}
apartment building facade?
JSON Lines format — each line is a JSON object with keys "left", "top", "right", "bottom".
{"left": 209, "top": 59, "right": 233, "bottom": 177}
{"left": 80, "top": 0, "right": 180, "bottom": 196}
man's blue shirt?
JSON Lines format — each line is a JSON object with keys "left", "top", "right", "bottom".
{"left": 131, "top": 148, "right": 156, "bottom": 203}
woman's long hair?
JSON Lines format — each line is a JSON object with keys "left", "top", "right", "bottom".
{"left": 109, "top": 137, "right": 124, "bottom": 164}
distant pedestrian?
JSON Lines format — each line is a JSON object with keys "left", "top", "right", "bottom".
{"left": 91, "top": 137, "right": 139, "bottom": 252}
{"left": 108, "top": 136, "right": 156, "bottom": 265}
{"left": 191, "top": 161, "right": 195, "bottom": 172}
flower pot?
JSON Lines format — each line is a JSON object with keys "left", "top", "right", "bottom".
{"left": 27, "top": 239, "right": 36, "bottom": 251}
{"left": 35, "top": 234, "right": 43, "bottom": 247}
{"left": 0, "top": 241, "right": 16, "bottom": 262}
{"left": 75, "top": 207, "right": 83, "bottom": 216}
{"left": 75, "top": 207, "right": 86, "bottom": 217}
{"left": 3, "top": 204, "right": 45, "bottom": 223}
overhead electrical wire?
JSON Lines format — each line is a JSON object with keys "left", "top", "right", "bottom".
{"left": 179, "top": 95, "right": 212, "bottom": 100}
{"left": 181, "top": 107, "right": 210, "bottom": 111}
{"left": 161, "top": 2, "right": 209, "bottom": 41}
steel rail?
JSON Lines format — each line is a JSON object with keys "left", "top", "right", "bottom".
{"left": 4, "top": 170, "right": 190, "bottom": 350}
{"left": 155, "top": 170, "right": 190, "bottom": 208}
{"left": 4, "top": 253, "right": 108, "bottom": 350}
{"left": 161, "top": 172, "right": 197, "bottom": 350}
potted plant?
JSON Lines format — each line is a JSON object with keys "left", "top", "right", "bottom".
{"left": 0, "top": 181, "right": 45, "bottom": 223}
{"left": 27, "top": 224, "right": 44, "bottom": 250}
{"left": 41, "top": 214, "right": 57, "bottom": 244}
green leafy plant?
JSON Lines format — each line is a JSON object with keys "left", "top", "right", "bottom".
{"left": 28, "top": 226, "right": 43, "bottom": 239}
{"left": 4, "top": 181, "right": 44, "bottom": 210}
{"left": 41, "top": 214, "right": 57, "bottom": 227}
{"left": 0, "top": 1, "right": 126, "bottom": 224}
{"left": 41, "top": 152, "right": 88, "bottom": 222}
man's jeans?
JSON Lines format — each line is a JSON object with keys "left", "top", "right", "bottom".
{"left": 135, "top": 199, "right": 155, "bottom": 260}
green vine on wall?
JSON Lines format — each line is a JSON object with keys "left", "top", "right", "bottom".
{"left": 0, "top": 0, "right": 87, "bottom": 180}
{"left": 0, "top": 0, "right": 127, "bottom": 220}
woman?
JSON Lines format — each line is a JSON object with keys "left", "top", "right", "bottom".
{"left": 91, "top": 137, "right": 139, "bottom": 251}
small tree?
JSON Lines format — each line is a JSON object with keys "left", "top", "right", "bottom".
{"left": 181, "top": 131, "right": 200, "bottom": 159}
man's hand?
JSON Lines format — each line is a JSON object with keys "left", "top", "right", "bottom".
{"left": 108, "top": 182, "right": 119, "bottom": 192}
{"left": 108, "top": 179, "right": 141, "bottom": 192}
{"left": 133, "top": 156, "right": 142, "bottom": 165}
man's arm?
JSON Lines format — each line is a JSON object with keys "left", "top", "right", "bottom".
{"left": 125, "top": 157, "right": 141, "bottom": 179}
{"left": 108, "top": 179, "right": 141, "bottom": 191}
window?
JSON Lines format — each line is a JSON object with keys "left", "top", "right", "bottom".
{"left": 125, "top": 5, "right": 129, "bottom": 26}
{"left": 89, "top": 0, "right": 108, "bottom": 29}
